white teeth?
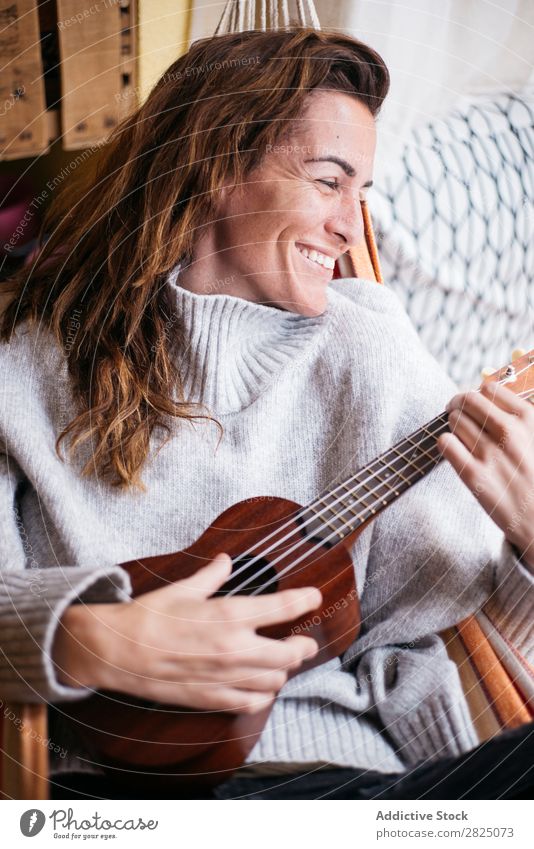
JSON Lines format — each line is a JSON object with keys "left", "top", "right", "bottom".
{"left": 296, "top": 244, "right": 335, "bottom": 270}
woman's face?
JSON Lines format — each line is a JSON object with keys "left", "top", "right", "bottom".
{"left": 180, "top": 91, "right": 376, "bottom": 317}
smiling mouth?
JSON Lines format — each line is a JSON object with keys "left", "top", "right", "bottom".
{"left": 295, "top": 242, "right": 336, "bottom": 274}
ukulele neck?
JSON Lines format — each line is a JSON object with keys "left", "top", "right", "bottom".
{"left": 300, "top": 411, "right": 450, "bottom": 545}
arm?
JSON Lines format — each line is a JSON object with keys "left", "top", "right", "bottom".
{"left": 437, "top": 380, "right": 534, "bottom": 662}
{"left": 343, "top": 310, "right": 533, "bottom": 765}
{"left": 1, "top": 454, "right": 320, "bottom": 712}
{"left": 53, "top": 555, "right": 321, "bottom": 713}
{"left": 0, "top": 452, "right": 132, "bottom": 703}
{"left": 437, "top": 379, "right": 534, "bottom": 573}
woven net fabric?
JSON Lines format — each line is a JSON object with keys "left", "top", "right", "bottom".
{"left": 372, "top": 89, "right": 534, "bottom": 387}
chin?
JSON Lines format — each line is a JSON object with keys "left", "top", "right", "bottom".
{"left": 295, "top": 299, "right": 328, "bottom": 317}
{"left": 288, "top": 284, "right": 329, "bottom": 317}
{"left": 267, "top": 279, "right": 330, "bottom": 316}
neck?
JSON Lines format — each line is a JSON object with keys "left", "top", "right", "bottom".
{"left": 178, "top": 241, "right": 276, "bottom": 307}
{"left": 178, "top": 260, "right": 258, "bottom": 303}
{"left": 165, "top": 262, "right": 327, "bottom": 414}
{"left": 301, "top": 411, "right": 449, "bottom": 546}
{"left": 222, "top": 411, "right": 450, "bottom": 597}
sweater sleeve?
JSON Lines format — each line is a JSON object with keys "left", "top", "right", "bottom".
{"left": 0, "top": 452, "right": 133, "bottom": 704}
{"left": 343, "top": 302, "right": 534, "bottom": 764}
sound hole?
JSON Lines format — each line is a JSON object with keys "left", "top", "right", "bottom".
{"left": 295, "top": 512, "right": 334, "bottom": 548}
{"left": 218, "top": 555, "right": 278, "bottom": 596}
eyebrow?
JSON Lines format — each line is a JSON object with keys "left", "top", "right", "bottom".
{"left": 304, "top": 156, "right": 373, "bottom": 188}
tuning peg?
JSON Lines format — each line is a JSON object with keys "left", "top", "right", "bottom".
{"left": 511, "top": 348, "right": 526, "bottom": 362}
{"left": 481, "top": 366, "right": 497, "bottom": 379}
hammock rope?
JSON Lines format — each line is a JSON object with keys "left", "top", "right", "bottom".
{"left": 214, "top": 0, "right": 321, "bottom": 35}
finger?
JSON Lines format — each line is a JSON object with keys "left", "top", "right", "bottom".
{"left": 175, "top": 553, "right": 233, "bottom": 599}
{"left": 447, "top": 408, "right": 494, "bottom": 458}
{"left": 222, "top": 668, "right": 289, "bottom": 692}
{"left": 198, "top": 687, "right": 276, "bottom": 715}
{"left": 256, "top": 634, "right": 319, "bottom": 669}
{"left": 216, "top": 586, "right": 322, "bottom": 629}
{"left": 480, "top": 379, "right": 531, "bottom": 416}
{"left": 155, "top": 684, "right": 276, "bottom": 714}
{"left": 167, "top": 661, "right": 290, "bottom": 692}
{"left": 446, "top": 389, "right": 510, "bottom": 441}
{"left": 205, "top": 633, "right": 319, "bottom": 669}
{"left": 436, "top": 431, "right": 479, "bottom": 484}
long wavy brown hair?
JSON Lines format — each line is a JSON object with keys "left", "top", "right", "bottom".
{"left": 0, "top": 27, "right": 389, "bottom": 490}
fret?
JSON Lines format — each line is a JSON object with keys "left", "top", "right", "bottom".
{"left": 388, "top": 445, "right": 419, "bottom": 491}
{"left": 227, "top": 363, "right": 534, "bottom": 597}
{"left": 327, "top": 496, "right": 352, "bottom": 538}
{"left": 338, "top": 481, "right": 365, "bottom": 518}
{"left": 316, "top": 502, "right": 344, "bottom": 535}
{"left": 359, "top": 478, "right": 386, "bottom": 508}
{"left": 382, "top": 417, "right": 447, "bottom": 482}
{"left": 348, "top": 479, "right": 377, "bottom": 513}
{"left": 388, "top": 449, "right": 414, "bottom": 484}
{"left": 303, "top": 411, "right": 453, "bottom": 544}
{"left": 365, "top": 455, "right": 404, "bottom": 495}
{"left": 405, "top": 434, "right": 435, "bottom": 464}
{"left": 421, "top": 423, "right": 442, "bottom": 440}
{"left": 373, "top": 466, "right": 400, "bottom": 497}
{"left": 307, "top": 493, "right": 347, "bottom": 539}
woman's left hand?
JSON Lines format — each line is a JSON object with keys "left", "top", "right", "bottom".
{"left": 436, "top": 380, "right": 534, "bottom": 572}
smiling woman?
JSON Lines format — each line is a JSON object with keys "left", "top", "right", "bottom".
{"left": 1, "top": 26, "right": 533, "bottom": 802}
{"left": 0, "top": 26, "right": 389, "bottom": 489}
{"left": 178, "top": 89, "right": 377, "bottom": 316}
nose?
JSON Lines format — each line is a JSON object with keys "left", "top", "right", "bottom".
{"left": 325, "top": 188, "right": 364, "bottom": 248}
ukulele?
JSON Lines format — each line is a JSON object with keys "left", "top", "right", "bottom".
{"left": 57, "top": 348, "right": 534, "bottom": 791}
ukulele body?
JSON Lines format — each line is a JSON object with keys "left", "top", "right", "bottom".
{"left": 58, "top": 497, "right": 363, "bottom": 791}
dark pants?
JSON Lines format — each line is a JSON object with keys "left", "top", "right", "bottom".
{"left": 50, "top": 720, "right": 534, "bottom": 801}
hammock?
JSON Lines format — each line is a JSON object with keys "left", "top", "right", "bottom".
{"left": 215, "top": 0, "right": 321, "bottom": 33}
{"left": 1, "top": 0, "right": 532, "bottom": 803}
{"left": 213, "top": 0, "right": 533, "bottom": 741}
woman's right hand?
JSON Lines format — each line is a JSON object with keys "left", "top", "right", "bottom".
{"left": 52, "top": 553, "right": 321, "bottom": 714}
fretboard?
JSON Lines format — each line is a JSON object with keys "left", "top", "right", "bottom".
{"left": 300, "top": 411, "right": 450, "bottom": 545}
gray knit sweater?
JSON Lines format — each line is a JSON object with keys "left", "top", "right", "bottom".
{"left": 1, "top": 266, "right": 532, "bottom": 780}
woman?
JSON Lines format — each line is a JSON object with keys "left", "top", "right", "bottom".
{"left": 0, "top": 28, "right": 532, "bottom": 800}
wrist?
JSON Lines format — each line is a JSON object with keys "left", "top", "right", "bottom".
{"left": 52, "top": 603, "right": 121, "bottom": 690}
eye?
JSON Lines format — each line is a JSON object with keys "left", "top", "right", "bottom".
{"left": 317, "top": 179, "right": 341, "bottom": 191}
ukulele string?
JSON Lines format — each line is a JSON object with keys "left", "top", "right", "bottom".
{"left": 227, "top": 376, "right": 534, "bottom": 598}
{"left": 243, "top": 382, "right": 534, "bottom": 597}
{"left": 225, "top": 364, "right": 534, "bottom": 589}
{"left": 243, "top": 444, "right": 445, "bottom": 597}
{"left": 226, "top": 418, "right": 447, "bottom": 596}
{"left": 224, "top": 412, "right": 445, "bottom": 594}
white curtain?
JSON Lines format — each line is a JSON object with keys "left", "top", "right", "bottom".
{"left": 316, "top": 0, "right": 534, "bottom": 168}
{"left": 189, "top": 0, "right": 233, "bottom": 42}
{"left": 188, "top": 0, "right": 534, "bottom": 169}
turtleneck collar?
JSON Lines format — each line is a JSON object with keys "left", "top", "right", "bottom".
{"left": 164, "top": 262, "right": 329, "bottom": 414}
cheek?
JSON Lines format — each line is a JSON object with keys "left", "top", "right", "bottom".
{"left": 278, "top": 179, "right": 325, "bottom": 210}
{"left": 267, "top": 182, "right": 330, "bottom": 239}
{"left": 218, "top": 180, "right": 329, "bottom": 252}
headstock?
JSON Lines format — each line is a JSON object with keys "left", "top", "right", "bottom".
{"left": 480, "top": 348, "right": 534, "bottom": 405}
